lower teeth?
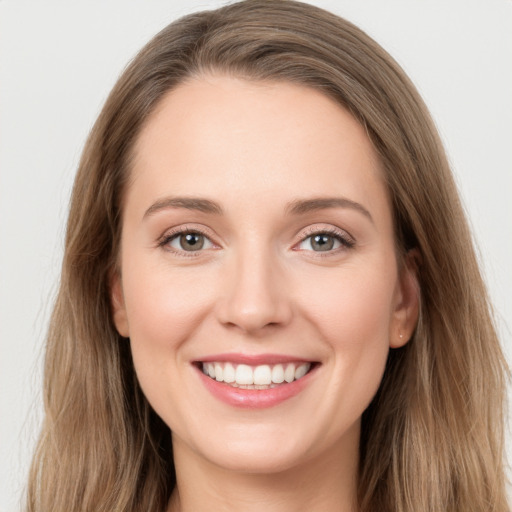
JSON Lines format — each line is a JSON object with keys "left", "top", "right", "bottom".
{"left": 226, "top": 382, "right": 281, "bottom": 389}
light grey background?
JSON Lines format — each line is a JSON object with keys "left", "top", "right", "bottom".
{"left": 1, "top": 1, "right": 511, "bottom": 510}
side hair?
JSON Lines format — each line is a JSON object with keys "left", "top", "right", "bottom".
{"left": 27, "top": 1, "right": 509, "bottom": 511}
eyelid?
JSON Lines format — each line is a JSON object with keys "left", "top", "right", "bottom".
{"left": 157, "top": 224, "right": 220, "bottom": 257}
{"left": 157, "top": 223, "right": 355, "bottom": 257}
{"left": 293, "top": 224, "right": 355, "bottom": 253}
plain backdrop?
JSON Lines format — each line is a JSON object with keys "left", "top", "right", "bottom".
{"left": 1, "top": 1, "right": 511, "bottom": 510}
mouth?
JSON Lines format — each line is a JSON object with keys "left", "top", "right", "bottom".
{"left": 193, "top": 356, "right": 319, "bottom": 408}
{"left": 198, "top": 361, "right": 314, "bottom": 389}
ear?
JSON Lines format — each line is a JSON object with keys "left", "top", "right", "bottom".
{"left": 110, "top": 270, "right": 130, "bottom": 338}
{"left": 390, "top": 249, "right": 421, "bottom": 348}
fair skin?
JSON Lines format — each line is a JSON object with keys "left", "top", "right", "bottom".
{"left": 111, "top": 75, "right": 419, "bottom": 512}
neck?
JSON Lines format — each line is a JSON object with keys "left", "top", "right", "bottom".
{"left": 167, "top": 425, "right": 359, "bottom": 512}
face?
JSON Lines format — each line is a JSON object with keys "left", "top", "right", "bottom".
{"left": 112, "top": 76, "right": 419, "bottom": 475}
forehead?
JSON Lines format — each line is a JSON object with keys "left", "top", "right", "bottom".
{"left": 128, "top": 75, "right": 390, "bottom": 222}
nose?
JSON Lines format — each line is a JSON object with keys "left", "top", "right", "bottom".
{"left": 215, "top": 246, "right": 293, "bottom": 335}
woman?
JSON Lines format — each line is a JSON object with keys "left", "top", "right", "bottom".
{"left": 26, "top": 1, "right": 509, "bottom": 511}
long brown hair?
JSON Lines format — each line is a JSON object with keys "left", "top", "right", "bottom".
{"left": 27, "top": 1, "right": 509, "bottom": 511}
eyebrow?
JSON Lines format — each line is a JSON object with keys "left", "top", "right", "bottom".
{"left": 143, "top": 196, "right": 223, "bottom": 218}
{"left": 143, "top": 195, "right": 373, "bottom": 223}
{"left": 285, "top": 197, "right": 374, "bottom": 223}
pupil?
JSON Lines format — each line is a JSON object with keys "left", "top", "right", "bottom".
{"left": 181, "top": 233, "right": 204, "bottom": 251}
{"left": 312, "top": 234, "right": 334, "bottom": 251}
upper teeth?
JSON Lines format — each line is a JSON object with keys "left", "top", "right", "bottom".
{"left": 202, "top": 362, "right": 311, "bottom": 386}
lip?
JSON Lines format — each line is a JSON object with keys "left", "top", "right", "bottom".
{"left": 197, "top": 352, "right": 313, "bottom": 365}
{"left": 193, "top": 355, "right": 319, "bottom": 409}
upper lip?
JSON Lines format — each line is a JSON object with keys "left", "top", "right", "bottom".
{"left": 195, "top": 353, "right": 317, "bottom": 365}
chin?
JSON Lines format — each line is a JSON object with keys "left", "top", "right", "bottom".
{"left": 174, "top": 418, "right": 341, "bottom": 476}
{"left": 204, "top": 442, "right": 309, "bottom": 475}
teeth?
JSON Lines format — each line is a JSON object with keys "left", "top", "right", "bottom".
{"left": 201, "top": 362, "right": 312, "bottom": 386}
{"left": 254, "top": 365, "right": 272, "bottom": 385}
{"left": 271, "top": 364, "right": 285, "bottom": 384}
{"left": 214, "top": 363, "right": 223, "bottom": 382}
{"left": 295, "top": 363, "right": 309, "bottom": 380}
{"left": 284, "top": 363, "right": 295, "bottom": 383}
{"left": 223, "top": 362, "right": 235, "bottom": 383}
{"left": 235, "top": 364, "right": 254, "bottom": 385}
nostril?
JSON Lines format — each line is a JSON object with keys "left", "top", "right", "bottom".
{"left": 214, "top": 268, "right": 293, "bottom": 333}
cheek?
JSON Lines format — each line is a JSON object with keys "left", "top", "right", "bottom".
{"left": 299, "top": 262, "right": 396, "bottom": 409}
{"left": 302, "top": 263, "right": 396, "bottom": 347}
{"left": 121, "top": 257, "right": 215, "bottom": 381}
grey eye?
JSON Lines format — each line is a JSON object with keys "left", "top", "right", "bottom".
{"left": 310, "top": 234, "right": 336, "bottom": 251}
{"left": 181, "top": 233, "right": 204, "bottom": 251}
{"left": 298, "top": 233, "right": 342, "bottom": 252}
{"left": 168, "top": 232, "right": 213, "bottom": 251}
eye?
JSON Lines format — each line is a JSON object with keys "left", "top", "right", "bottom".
{"left": 164, "top": 230, "right": 215, "bottom": 252}
{"left": 297, "top": 229, "right": 354, "bottom": 253}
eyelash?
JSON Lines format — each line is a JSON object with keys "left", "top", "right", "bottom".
{"left": 296, "top": 226, "right": 355, "bottom": 256}
{"left": 158, "top": 225, "right": 355, "bottom": 258}
{"left": 158, "top": 226, "right": 215, "bottom": 258}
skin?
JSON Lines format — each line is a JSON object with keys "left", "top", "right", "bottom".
{"left": 111, "top": 75, "right": 419, "bottom": 512}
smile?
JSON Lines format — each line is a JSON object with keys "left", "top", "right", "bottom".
{"left": 201, "top": 362, "right": 312, "bottom": 388}
{"left": 195, "top": 357, "right": 319, "bottom": 408}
